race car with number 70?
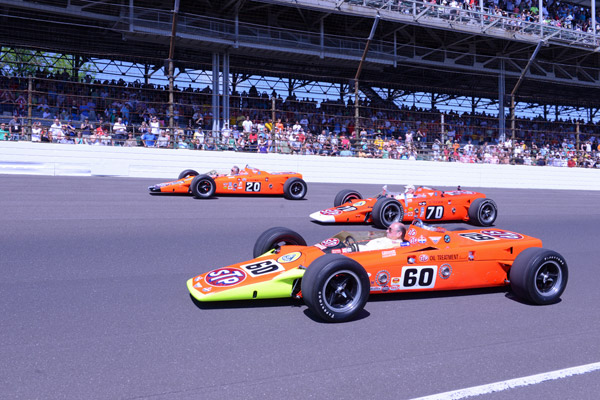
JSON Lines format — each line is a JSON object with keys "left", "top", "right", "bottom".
{"left": 187, "top": 219, "right": 567, "bottom": 322}
{"left": 310, "top": 185, "right": 497, "bottom": 229}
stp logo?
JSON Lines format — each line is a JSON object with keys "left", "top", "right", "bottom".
{"left": 419, "top": 254, "right": 429, "bottom": 262}
{"left": 205, "top": 268, "right": 247, "bottom": 287}
{"left": 320, "top": 238, "right": 340, "bottom": 247}
{"left": 320, "top": 209, "right": 342, "bottom": 216}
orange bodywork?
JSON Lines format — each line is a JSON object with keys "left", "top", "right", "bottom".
{"left": 149, "top": 167, "right": 302, "bottom": 195}
{"left": 311, "top": 186, "right": 486, "bottom": 224}
{"left": 187, "top": 223, "right": 542, "bottom": 302}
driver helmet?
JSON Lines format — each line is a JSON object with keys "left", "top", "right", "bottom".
{"left": 404, "top": 184, "right": 415, "bottom": 194}
{"left": 230, "top": 165, "right": 239, "bottom": 175}
{"left": 387, "top": 222, "right": 407, "bottom": 241}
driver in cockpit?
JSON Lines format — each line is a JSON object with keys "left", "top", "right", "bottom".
{"left": 230, "top": 165, "right": 240, "bottom": 175}
{"left": 361, "top": 222, "right": 409, "bottom": 251}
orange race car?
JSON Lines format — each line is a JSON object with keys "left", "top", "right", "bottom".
{"left": 310, "top": 185, "right": 497, "bottom": 229}
{"left": 187, "top": 220, "right": 568, "bottom": 322}
{"left": 148, "top": 165, "right": 307, "bottom": 200}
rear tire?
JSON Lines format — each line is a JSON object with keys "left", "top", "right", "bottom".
{"left": 283, "top": 178, "right": 307, "bottom": 200}
{"left": 253, "top": 227, "right": 307, "bottom": 258}
{"left": 190, "top": 175, "right": 216, "bottom": 199}
{"left": 468, "top": 198, "right": 498, "bottom": 226}
{"left": 178, "top": 169, "right": 199, "bottom": 180}
{"left": 301, "top": 254, "right": 370, "bottom": 322}
{"left": 371, "top": 197, "right": 404, "bottom": 229}
{"left": 333, "top": 189, "right": 363, "bottom": 207}
{"left": 510, "top": 248, "right": 568, "bottom": 305}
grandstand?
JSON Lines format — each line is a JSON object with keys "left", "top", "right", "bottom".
{"left": 0, "top": 0, "right": 599, "bottom": 166}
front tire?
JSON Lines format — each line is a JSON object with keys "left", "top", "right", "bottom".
{"left": 190, "top": 175, "right": 216, "bottom": 199}
{"left": 468, "top": 198, "right": 498, "bottom": 226}
{"left": 178, "top": 169, "right": 199, "bottom": 180}
{"left": 510, "top": 248, "right": 568, "bottom": 305}
{"left": 301, "top": 254, "right": 370, "bottom": 322}
{"left": 283, "top": 178, "right": 307, "bottom": 200}
{"left": 371, "top": 197, "right": 404, "bottom": 229}
{"left": 253, "top": 227, "right": 307, "bottom": 258}
{"left": 333, "top": 189, "right": 363, "bottom": 207}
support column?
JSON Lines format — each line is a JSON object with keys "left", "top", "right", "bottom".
{"left": 499, "top": 58, "right": 506, "bottom": 143}
{"left": 212, "top": 53, "right": 220, "bottom": 134}
{"left": 222, "top": 51, "right": 230, "bottom": 129}
{"left": 27, "top": 75, "right": 32, "bottom": 135}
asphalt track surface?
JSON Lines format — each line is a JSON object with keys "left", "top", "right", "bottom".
{"left": 1, "top": 175, "right": 599, "bottom": 400}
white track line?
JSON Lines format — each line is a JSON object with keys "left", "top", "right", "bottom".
{"left": 411, "top": 361, "right": 600, "bottom": 400}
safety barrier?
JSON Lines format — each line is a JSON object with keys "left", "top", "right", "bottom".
{"left": 1, "top": 141, "right": 599, "bottom": 190}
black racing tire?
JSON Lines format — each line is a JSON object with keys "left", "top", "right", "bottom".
{"left": 190, "top": 174, "right": 216, "bottom": 199}
{"left": 178, "top": 169, "right": 199, "bottom": 180}
{"left": 510, "top": 248, "right": 568, "bottom": 305}
{"left": 283, "top": 178, "right": 307, "bottom": 200}
{"left": 301, "top": 254, "right": 370, "bottom": 323}
{"left": 333, "top": 189, "right": 363, "bottom": 207}
{"left": 468, "top": 198, "right": 498, "bottom": 226}
{"left": 371, "top": 197, "right": 404, "bottom": 229}
{"left": 253, "top": 227, "right": 307, "bottom": 258}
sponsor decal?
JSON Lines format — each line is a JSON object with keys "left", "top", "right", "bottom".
{"left": 320, "top": 209, "right": 342, "bottom": 216}
{"left": 391, "top": 277, "right": 401, "bottom": 285}
{"left": 265, "top": 177, "right": 269, "bottom": 182}
{"left": 452, "top": 208, "right": 456, "bottom": 214}
{"left": 480, "top": 230, "right": 524, "bottom": 240}
{"left": 408, "top": 207, "right": 414, "bottom": 212}
{"left": 420, "top": 207, "right": 425, "bottom": 218}
{"left": 332, "top": 248, "right": 351, "bottom": 254}
{"left": 205, "top": 267, "right": 247, "bottom": 287}
{"left": 269, "top": 184, "right": 273, "bottom": 189}
{"left": 439, "top": 263, "right": 452, "bottom": 279}
{"left": 444, "top": 235, "right": 451, "bottom": 243}
{"left": 193, "top": 282, "right": 202, "bottom": 288}
{"left": 202, "top": 287, "right": 212, "bottom": 292}
{"left": 448, "top": 200, "right": 452, "bottom": 205}
{"left": 459, "top": 232, "right": 499, "bottom": 242}
{"left": 382, "top": 286, "right": 389, "bottom": 292}
{"left": 417, "top": 235, "right": 427, "bottom": 244}
{"left": 418, "top": 201, "right": 427, "bottom": 206}
{"left": 409, "top": 238, "right": 417, "bottom": 244}
{"left": 194, "top": 276, "right": 203, "bottom": 282}
{"left": 407, "top": 212, "right": 413, "bottom": 217}
{"left": 390, "top": 286, "right": 400, "bottom": 291}
{"left": 400, "top": 242, "right": 410, "bottom": 247}
{"left": 314, "top": 244, "right": 326, "bottom": 250}
{"left": 353, "top": 201, "right": 366, "bottom": 206}
{"left": 376, "top": 270, "right": 390, "bottom": 286}
{"left": 337, "top": 206, "right": 357, "bottom": 212}
{"left": 430, "top": 236, "right": 441, "bottom": 244}
{"left": 370, "top": 286, "right": 383, "bottom": 292}
{"left": 277, "top": 252, "right": 301, "bottom": 263}
{"left": 419, "top": 254, "right": 429, "bottom": 262}
{"left": 382, "top": 249, "right": 396, "bottom": 258}
{"left": 320, "top": 238, "right": 340, "bottom": 247}
{"left": 407, "top": 228, "right": 417, "bottom": 237}
{"left": 432, "top": 254, "right": 459, "bottom": 261}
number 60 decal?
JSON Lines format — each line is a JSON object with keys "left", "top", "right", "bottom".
{"left": 399, "top": 265, "right": 437, "bottom": 289}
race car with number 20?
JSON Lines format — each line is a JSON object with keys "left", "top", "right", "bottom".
{"left": 310, "top": 185, "right": 497, "bottom": 229}
{"left": 148, "top": 166, "right": 307, "bottom": 200}
{"left": 187, "top": 220, "right": 567, "bottom": 322}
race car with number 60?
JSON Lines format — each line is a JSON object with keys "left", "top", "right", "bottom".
{"left": 310, "top": 185, "right": 497, "bottom": 229}
{"left": 187, "top": 219, "right": 567, "bottom": 322}
{"left": 148, "top": 165, "right": 307, "bottom": 200}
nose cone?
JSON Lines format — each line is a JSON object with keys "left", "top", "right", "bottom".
{"left": 309, "top": 211, "right": 335, "bottom": 223}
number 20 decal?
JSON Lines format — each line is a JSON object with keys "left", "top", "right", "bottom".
{"left": 399, "top": 265, "right": 437, "bottom": 289}
{"left": 426, "top": 206, "right": 444, "bottom": 219}
{"left": 245, "top": 181, "right": 261, "bottom": 192}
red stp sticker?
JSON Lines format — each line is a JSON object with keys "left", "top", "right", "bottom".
{"left": 320, "top": 238, "right": 340, "bottom": 247}
{"left": 320, "top": 209, "right": 342, "bottom": 216}
{"left": 205, "top": 267, "right": 247, "bottom": 287}
{"left": 480, "top": 230, "right": 524, "bottom": 240}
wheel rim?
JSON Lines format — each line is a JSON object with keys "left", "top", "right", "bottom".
{"left": 479, "top": 203, "right": 496, "bottom": 223}
{"left": 382, "top": 203, "right": 401, "bottom": 224}
{"left": 321, "top": 270, "right": 362, "bottom": 313}
{"left": 197, "top": 180, "right": 213, "bottom": 195}
{"left": 534, "top": 260, "right": 563, "bottom": 297}
{"left": 290, "top": 182, "right": 304, "bottom": 197}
